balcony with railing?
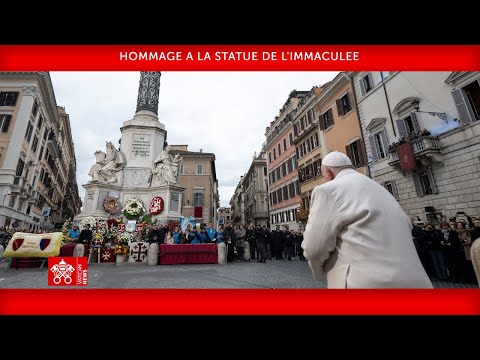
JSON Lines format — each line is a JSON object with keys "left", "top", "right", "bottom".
{"left": 388, "top": 136, "right": 443, "bottom": 167}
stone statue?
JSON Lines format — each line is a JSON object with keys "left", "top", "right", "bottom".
{"left": 152, "top": 145, "right": 183, "bottom": 185}
{"left": 88, "top": 141, "right": 127, "bottom": 184}
{"left": 88, "top": 151, "right": 106, "bottom": 182}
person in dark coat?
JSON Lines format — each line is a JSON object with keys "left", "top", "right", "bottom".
{"left": 148, "top": 224, "right": 164, "bottom": 244}
{"left": 78, "top": 224, "right": 93, "bottom": 245}
{"left": 225, "top": 224, "right": 236, "bottom": 262}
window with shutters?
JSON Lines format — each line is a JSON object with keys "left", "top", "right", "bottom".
{"left": 178, "top": 164, "right": 183, "bottom": 174}
{"left": 0, "top": 114, "right": 11, "bottom": 132}
{"left": 308, "top": 109, "right": 315, "bottom": 124}
{"left": 412, "top": 168, "right": 437, "bottom": 197}
{"left": 299, "top": 167, "right": 306, "bottom": 183}
{"left": 304, "top": 139, "right": 310, "bottom": 154}
{"left": 336, "top": 92, "right": 352, "bottom": 116}
{"left": 289, "top": 132, "right": 293, "bottom": 147}
{"left": 297, "top": 144, "right": 303, "bottom": 159}
{"left": 383, "top": 180, "right": 399, "bottom": 200}
{"left": 396, "top": 113, "right": 420, "bottom": 139}
{"left": 294, "top": 123, "right": 299, "bottom": 137}
{"left": 369, "top": 129, "right": 388, "bottom": 162}
{"left": 346, "top": 140, "right": 366, "bottom": 168}
{"left": 312, "top": 133, "right": 318, "bottom": 148}
{"left": 273, "top": 148, "right": 276, "bottom": 160}
{"left": 196, "top": 164, "right": 203, "bottom": 174}
{"left": 359, "top": 74, "right": 373, "bottom": 96}
{"left": 321, "top": 109, "right": 334, "bottom": 129}
{"left": 283, "top": 138, "right": 287, "bottom": 151}
{"left": 277, "top": 143, "right": 281, "bottom": 156}
{"left": 0, "top": 92, "right": 19, "bottom": 106}
{"left": 302, "top": 115, "right": 308, "bottom": 130}
{"left": 462, "top": 80, "right": 480, "bottom": 121}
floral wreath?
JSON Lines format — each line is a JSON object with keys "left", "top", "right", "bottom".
{"left": 104, "top": 196, "right": 120, "bottom": 214}
{"left": 122, "top": 197, "right": 146, "bottom": 220}
{"left": 149, "top": 196, "right": 164, "bottom": 215}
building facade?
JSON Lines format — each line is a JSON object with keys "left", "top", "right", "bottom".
{"left": 0, "top": 72, "right": 81, "bottom": 231}
{"left": 264, "top": 91, "right": 308, "bottom": 231}
{"left": 170, "top": 145, "right": 219, "bottom": 226}
{"left": 217, "top": 206, "right": 232, "bottom": 227}
{"left": 353, "top": 71, "right": 480, "bottom": 221}
{"left": 229, "top": 175, "right": 245, "bottom": 228}
{"left": 243, "top": 151, "right": 269, "bottom": 227}
{"left": 293, "top": 86, "right": 325, "bottom": 212}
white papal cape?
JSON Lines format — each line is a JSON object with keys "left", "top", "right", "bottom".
{"left": 301, "top": 169, "right": 433, "bottom": 289}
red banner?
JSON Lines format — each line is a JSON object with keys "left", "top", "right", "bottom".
{"left": 0, "top": 289, "right": 479, "bottom": 315}
{"left": 0, "top": 45, "right": 479, "bottom": 70}
{"left": 396, "top": 143, "right": 417, "bottom": 171}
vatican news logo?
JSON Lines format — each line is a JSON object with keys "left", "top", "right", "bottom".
{"left": 48, "top": 257, "right": 88, "bottom": 286}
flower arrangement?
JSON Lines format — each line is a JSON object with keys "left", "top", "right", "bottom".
{"left": 118, "top": 232, "right": 134, "bottom": 245}
{"left": 80, "top": 216, "right": 97, "bottom": 230}
{"left": 104, "top": 196, "right": 120, "bottom": 214}
{"left": 115, "top": 243, "right": 128, "bottom": 255}
{"left": 122, "top": 197, "right": 146, "bottom": 220}
{"left": 149, "top": 196, "right": 164, "bottom": 215}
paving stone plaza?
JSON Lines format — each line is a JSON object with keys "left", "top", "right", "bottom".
{"left": 0, "top": 258, "right": 476, "bottom": 289}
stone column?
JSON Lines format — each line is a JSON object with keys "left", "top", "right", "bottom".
{"left": 136, "top": 72, "right": 161, "bottom": 116}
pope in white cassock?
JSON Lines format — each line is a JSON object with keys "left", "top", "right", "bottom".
{"left": 301, "top": 151, "right": 433, "bottom": 288}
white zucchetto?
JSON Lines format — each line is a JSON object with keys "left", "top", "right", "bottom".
{"left": 322, "top": 151, "right": 353, "bottom": 167}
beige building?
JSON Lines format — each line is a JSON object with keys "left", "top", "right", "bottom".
{"left": 314, "top": 72, "right": 367, "bottom": 174}
{"left": 353, "top": 71, "right": 480, "bottom": 221}
{"left": 217, "top": 206, "right": 231, "bottom": 227}
{"left": 243, "top": 151, "right": 269, "bottom": 227}
{"left": 292, "top": 86, "right": 326, "bottom": 212}
{"left": 264, "top": 91, "right": 309, "bottom": 231}
{"left": 170, "top": 145, "right": 219, "bottom": 226}
{"left": 0, "top": 72, "right": 81, "bottom": 230}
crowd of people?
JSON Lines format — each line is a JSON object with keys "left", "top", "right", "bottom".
{"left": 412, "top": 212, "right": 480, "bottom": 284}
{"left": 140, "top": 221, "right": 306, "bottom": 264}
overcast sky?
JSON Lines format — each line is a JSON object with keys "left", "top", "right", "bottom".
{"left": 50, "top": 72, "right": 338, "bottom": 208}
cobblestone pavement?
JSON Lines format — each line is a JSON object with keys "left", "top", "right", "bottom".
{"left": 0, "top": 258, "right": 477, "bottom": 288}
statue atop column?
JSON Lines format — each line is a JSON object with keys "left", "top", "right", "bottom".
{"left": 136, "top": 72, "right": 162, "bottom": 115}
{"left": 88, "top": 141, "right": 127, "bottom": 184}
{"left": 152, "top": 145, "right": 183, "bottom": 186}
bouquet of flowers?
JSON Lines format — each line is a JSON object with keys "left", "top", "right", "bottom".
{"left": 118, "top": 232, "right": 134, "bottom": 245}
{"left": 115, "top": 243, "right": 128, "bottom": 255}
{"left": 80, "top": 216, "right": 97, "bottom": 230}
{"left": 122, "top": 197, "right": 146, "bottom": 220}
